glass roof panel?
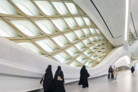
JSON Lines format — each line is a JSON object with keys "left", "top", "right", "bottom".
{"left": 75, "top": 17, "right": 85, "bottom": 27}
{"left": 82, "top": 28, "right": 91, "bottom": 36}
{"left": 54, "top": 52, "right": 71, "bottom": 63}
{"left": 74, "top": 30, "right": 85, "bottom": 38}
{"left": 89, "top": 28, "right": 96, "bottom": 35}
{"left": 0, "top": 1, "right": 18, "bottom": 14}
{"left": 75, "top": 42, "right": 86, "bottom": 51}
{"left": 52, "top": 18, "right": 68, "bottom": 31}
{"left": 34, "top": 20, "right": 57, "bottom": 34}
{"left": 84, "top": 49, "right": 93, "bottom": 56}
{"left": 52, "top": 2, "right": 68, "bottom": 15}
{"left": 89, "top": 37, "right": 96, "bottom": 42}
{"left": 95, "top": 36, "right": 101, "bottom": 41}
{"left": 36, "top": 39, "right": 58, "bottom": 52}
{"left": 95, "top": 29, "right": 101, "bottom": 35}
{"left": 70, "top": 61, "right": 81, "bottom": 67}
{"left": 97, "top": 57, "right": 102, "bottom": 61}
{"left": 10, "top": 20, "right": 41, "bottom": 36}
{"left": 91, "top": 55, "right": 97, "bottom": 60}
{"left": 66, "top": 46, "right": 79, "bottom": 56}
{"left": 64, "top": 17, "right": 77, "bottom": 28}
{"left": 85, "top": 60, "right": 93, "bottom": 67}
{"left": 83, "top": 17, "right": 92, "bottom": 26}
{"left": 18, "top": 42, "right": 43, "bottom": 54}
{"left": 34, "top": 1, "right": 56, "bottom": 16}
{"left": 52, "top": 35, "right": 69, "bottom": 47}
{"left": 76, "top": 54, "right": 87, "bottom": 63}
{"left": 0, "top": 20, "right": 19, "bottom": 37}
{"left": 90, "top": 46, "right": 97, "bottom": 52}
{"left": 65, "top": 2, "right": 78, "bottom": 14}
{"left": 0, "top": 0, "right": 113, "bottom": 68}
{"left": 12, "top": 0, "right": 41, "bottom": 16}
{"left": 82, "top": 39, "right": 92, "bottom": 46}
{"left": 65, "top": 32, "right": 78, "bottom": 42}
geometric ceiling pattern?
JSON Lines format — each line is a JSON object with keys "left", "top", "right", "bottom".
{"left": 0, "top": 0, "right": 113, "bottom": 68}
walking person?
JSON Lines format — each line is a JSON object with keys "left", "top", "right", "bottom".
{"left": 53, "top": 66, "right": 65, "bottom": 92}
{"left": 131, "top": 66, "right": 135, "bottom": 73}
{"left": 40, "top": 65, "right": 53, "bottom": 92}
{"left": 113, "top": 66, "right": 117, "bottom": 80}
{"left": 108, "top": 65, "right": 114, "bottom": 79}
{"left": 78, "top": 65, "right": 90, "bottom": 88}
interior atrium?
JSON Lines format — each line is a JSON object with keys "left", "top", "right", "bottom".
{"left": 0, "top": 0, "right": 138, "bottom": 92}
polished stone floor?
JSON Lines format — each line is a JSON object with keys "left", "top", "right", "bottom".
{"left": 34, "top": 70, "right": 137, "bottom": 92}
{"left": 65, "top": 70, "right": 138, "bottom": 92}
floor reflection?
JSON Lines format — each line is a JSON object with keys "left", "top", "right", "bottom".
{"left": 65, "top": 70, "right": 138, "bottom": 92}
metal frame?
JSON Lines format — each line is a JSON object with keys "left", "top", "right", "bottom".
{"left": 0, "top": 0, "right": 113, "bottom": 68}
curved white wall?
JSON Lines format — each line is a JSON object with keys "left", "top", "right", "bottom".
{"left": 114, "top": 56, "right": 131, "bottom": 67}
{"left": 0, "top": 37, "right": 129, "bottom": 92}
{"left": 73, "top": 0, "right": 127, "bottom": 47}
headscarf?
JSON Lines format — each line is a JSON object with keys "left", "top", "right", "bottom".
{"left": 80, "top": 65, "right": 90, "bottom": 78}
{"left": 46, "top": 65, "right": 52, "bottom": 72}
{"left": 54, "top": 66, "right": 64, "bottom": 83}
{"left": 43, "top": 65, "right": 53, "bottom": 86}
{"left": 108, "top": 65, "right": 113, "bottom": 73}
{"left": 57, "top": 66, "right": 61, "bottom": 71}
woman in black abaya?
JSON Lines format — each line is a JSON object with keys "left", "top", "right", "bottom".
{"left": 40, "top": 65, "right": 53, "bottom": 92}
{"left": 131, "top": 66, "right": 135, "bottom": 73}
{"left": 53, "top": 66, "right": 65, "bottom": 92}
{"left": 78, "top": 65, "right": 90, "bottom": 88}
{"left": 108, "top": 65, "right": 114, "bottom": 79}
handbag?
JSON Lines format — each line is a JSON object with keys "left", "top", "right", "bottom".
{"left": 57, "top": 71, "right": 63, "bottom": 81}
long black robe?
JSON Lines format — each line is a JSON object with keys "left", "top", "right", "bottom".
{"left": 53, "top": 66, "right": 65, "bottom": 92}
{"left": 78, "top": 65, "right": 90, "bottom": 88}
{"left": 41, "top": 65, "right": 53, "bottom": 92}
{"left": 131, "top": 66, "right": 135, "bottom": 73}
{"left": 108, "top": 67, "right": 114, "bottom": 79}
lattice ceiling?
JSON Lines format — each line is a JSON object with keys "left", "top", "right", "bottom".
{"left": 0, "top": 0, "right": 113, "bottom": 68}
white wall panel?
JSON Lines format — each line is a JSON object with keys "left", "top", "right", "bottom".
{"left": 73, "top": 0, "right": 127, "bottom": 46}
{"left": 0, "top": 37, "right": 129, "bottom": 92}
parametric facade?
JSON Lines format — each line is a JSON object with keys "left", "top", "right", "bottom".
{"left": 0, "top": 0, "right": 112, "bottom": 68}
{"left": 0, "top": 0, "right": 135, "bottom": 92}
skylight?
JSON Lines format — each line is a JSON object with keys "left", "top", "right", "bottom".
{"left": 52, "top": 2, "right": 68, "bottom": 15}
{"left": 52, "top": 35, "right": 69, "bottom": 47}
{"left": 65, "top": 32, "right": 78, "bottom": 42}
{"left": 83, "top": 17, "right": 92, "bottom": 26}
{"left": 34, "top": 20, "right": 57, "bottom": 34}
{"left": 52, "top": 18, "right": 68, "bottom": 31}
{"left": 0, "top": 20, "right": 19, "bottom": 37}
{"left": 0, "top": 1, "right": 18, "bottom": 14}
{"left": 74, "top": 30, "right": 85, "bottom": 38}
{"left": 53, "top": 52, "right": 71, "bottom": 63}
{"left": 36, "top": 39, "right": 58, "bottom": 52}
{"left": 12, "top": 0, "right": 41, "bottom": 16}
{"left": 65, "top": 2, "right": 78, "bottom": 14}
{"left": 10, "top": 20, "right": 41, "bottom": 36}
{"left": 75, "top": 17, "right": 85, "bottom": 26}
{"left": 18, "top": 42, "right": 43, "bottom": 54}
{"left": 64, "top": 17, "right": 77, "bottom": 28}
{"left": 0, "top": 0, "right": 113, "bottom": 68}
{"left": 34, "top": 1, "right": 56, "bottom": 16}
{"left": 66, "top": 46, "right": 79, "bottom": 56}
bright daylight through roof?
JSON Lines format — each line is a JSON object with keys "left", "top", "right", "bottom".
{"left": 0, "top": 0, "right": 112, "bottom": 68}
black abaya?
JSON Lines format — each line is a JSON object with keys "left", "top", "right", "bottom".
{"left": 53, "top": 66, "right": 65, "bottom": 92}
{"left": 108, "top": 66, "right": 114, "bottom": 79}
{"left": 41, "top": 65, "right": 53, "bottom": 92}
{"left": 78, "top": 65, "right": 90, "bottom": 88}
{"left": 131, "top": 66, "right": 135, "bottom": 73}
